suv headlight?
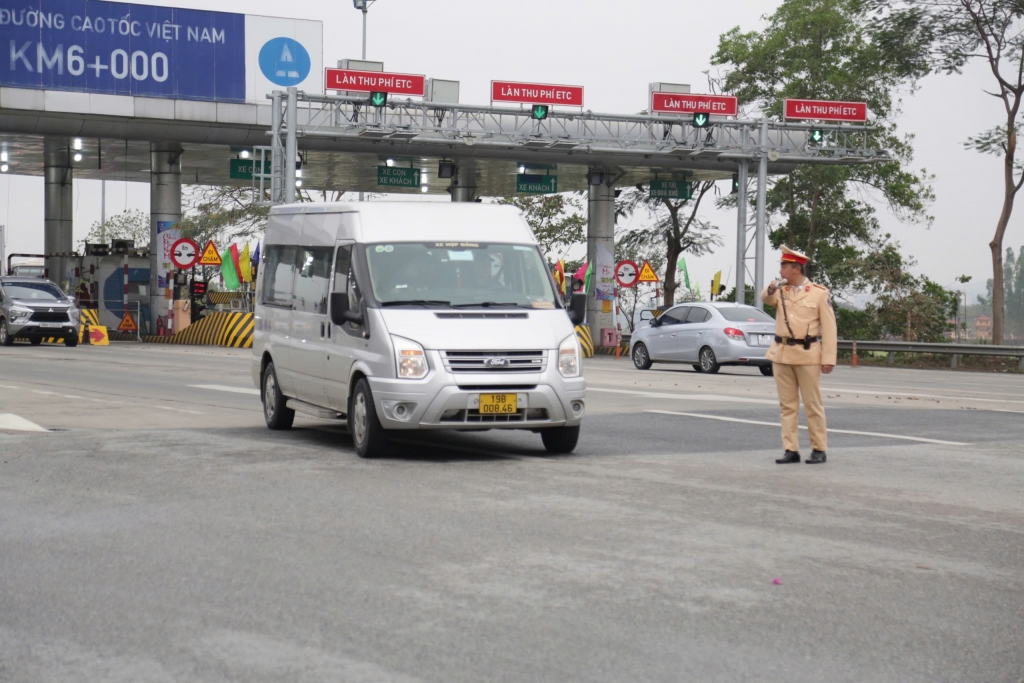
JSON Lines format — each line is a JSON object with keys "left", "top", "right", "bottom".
{"left": 68, "top": 306, "right": 81, "bottom": 323}
{"left": 392, "top": 335, "right": 429, "bottom": 379}
{"left": 10, "top": 306, "right": 33, "bottom": 323}
{"left": 558, "top": 333, "right": 581, "bottom": 378}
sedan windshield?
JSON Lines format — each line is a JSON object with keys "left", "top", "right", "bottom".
{"left": 3, "top": 282, "right": 66, "bottom": 301}
{"left": 364, "top": 242, "right": 557, "bottom": 309}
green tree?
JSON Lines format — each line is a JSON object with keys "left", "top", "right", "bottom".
{"left": 616, "top": 181, "right": 722, "bottom": 307}
{"left": 867, "top": 0, "right": 1024, "bottom": 343}
{"left": 82, "top": 209, "right": 150, "bottom": 248}
{"left": 712, "top": 0, "right": 934, "bottom": 296}
{"left": 496, "top": 194, "right": 586, "bottom": 262}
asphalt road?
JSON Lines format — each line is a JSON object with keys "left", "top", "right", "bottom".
{"left": 1, "top": 343, "right": 1023, "bottom": 683}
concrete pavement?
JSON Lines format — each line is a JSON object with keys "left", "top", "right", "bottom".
{"left": 1, "top": 344, "right": 1022, "bottom": 682}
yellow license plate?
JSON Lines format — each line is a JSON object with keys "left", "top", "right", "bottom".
{"left": 479, "top": 393, "right": 518, "bottom": 414}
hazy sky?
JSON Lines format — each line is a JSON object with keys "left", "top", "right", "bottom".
{"left": 1, "top": 0, "right": 1018, "bottom": 302}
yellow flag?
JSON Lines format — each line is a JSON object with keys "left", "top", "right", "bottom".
{"left": 239, "top": 243, "right": 252, "bottom": 283}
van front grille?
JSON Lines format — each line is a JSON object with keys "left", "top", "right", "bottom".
{"left": 442, "top": 350, "right": 547, "bottom": 373}
{"left": 30, "top": 311, "right": 70, "bottom": 323}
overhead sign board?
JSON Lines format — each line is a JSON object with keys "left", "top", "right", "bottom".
{"left": 651, "top": 92, "right": 738, "bottom": 116}
{"left": 377, "top": 166, "right": 421, "bottom": 188}
{"left": 491, "top": 80, "right": 584, "bottom": 107}
{"left": 784, "top": 99, "right": 867, "bottom": 122}
{"left": 0, "top": 0, "right": 323, "bottom": 103}
{"left": 229, "top": 159, "right": 263, "bottom": 180}
{"left": 649, "top": 179, "right": 693, "bottom": 200}
{"left": 516, "top": 174, "right": 558, "bottom": 194}
{"left": 325, "top": 68, "right": 425, "bottom": 96}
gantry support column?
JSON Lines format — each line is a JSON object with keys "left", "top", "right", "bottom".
{"left": 150, "top": 142, "right": 182, "bottom": 332}
{"left": 587, "top": 179, "right": 615, "bottom": 345}
{"left": 754, "top": 117, "right": 769, "bottom": 310}
{"left": 450, "top": 160, "right": 477, "bottom": 202}
{"left": 734, "top": 161, "right": 748, "bottom": 304}
{"left": 43, "top": 138, "right": 73, "bottom": 287}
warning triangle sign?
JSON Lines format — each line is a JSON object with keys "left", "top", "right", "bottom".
{"left": 198, "top": 240, "right": 222, "bottom": 266}
{"left": 637, "top": 260, "right": 660, "bottom": 283}
{"left": 117, "top": 312, "right": 139, "bottom": 332}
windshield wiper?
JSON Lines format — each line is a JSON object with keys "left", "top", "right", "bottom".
{"left": 379, "top": 299, "right": 452, "bottom": 307}
{"left": 450, "top": 301, "right": 526, "bottom": 309}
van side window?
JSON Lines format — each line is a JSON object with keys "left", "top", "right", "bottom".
{"left": 294, "top": 246, "right": 333, "bottom": 314}
{"left": 333, "top": 246, "right": 351, "bottom": 294}
{"left": 261, "top": 245, "right": 297, "bottom": 307}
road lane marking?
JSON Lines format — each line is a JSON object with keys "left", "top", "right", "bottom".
{"left": 645, "top": 410, "right": 972, "bottom": 446}
{"left": 589, "top": 386, "right": 777, "bottom": 405}
{"left": 189, "top": 384, "right": 261, "bottom": 396}
{"left": 823, "top": 385, "right": 1024, "bottom": 404}
{"left": 0, "top": 414, "right": 48, "bottom": 432}
{"left": 0, "top": 384, "right": 19, "bottom": 389}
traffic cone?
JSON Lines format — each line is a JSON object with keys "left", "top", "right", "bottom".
{"left": 82, "top": 319, "right": 91, "bottom": 345}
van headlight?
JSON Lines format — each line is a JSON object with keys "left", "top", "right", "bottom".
{"left": 392, "top": 335, "right": 429, "bottom": 379}
{"left": 10, "top": 306, "right": 33, "bottom": 324}
{"left": 558, "top": 333, "right": 581, "bottom": 378}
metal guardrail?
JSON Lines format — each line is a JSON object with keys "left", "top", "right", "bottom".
{"left": 839, "top": 340, "right": 1024, "bottom": 370}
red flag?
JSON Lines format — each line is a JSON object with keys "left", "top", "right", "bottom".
{"left": 228, "top": 244, "right": 242, "bottom": 281}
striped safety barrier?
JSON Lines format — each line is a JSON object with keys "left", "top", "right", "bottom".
{"left": 208, "top": 292, "right": 244, "bottom": 305}
{"left": 575, "top": 324, "right": 594, "bottom": 358}
{"left": 143, "top": 312, "right": 253, "bottom": 349}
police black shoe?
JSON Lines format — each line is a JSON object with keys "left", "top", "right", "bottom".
{"left": 775, "top": 450, "right": 801, "bottom": 464}
{"left": 806, "top": 450, "right": 827, "bottom": 464}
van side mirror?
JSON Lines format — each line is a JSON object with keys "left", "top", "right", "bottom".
{"left": 567, "top": 293, "right": 587, "bottom": 326}
{"left": 330, "top": 292, "right": 363, "bottom": 325}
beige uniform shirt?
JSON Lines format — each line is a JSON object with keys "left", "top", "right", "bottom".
{"left": 761, "top": 279, "right": 838, "bottom": 366}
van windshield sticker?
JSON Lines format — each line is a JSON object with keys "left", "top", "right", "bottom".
{"left": 513, "top": 245, "right": 534, "bottom": 251}
{"left": 375, "top": 245, "right": 385, "bottom": 253}
{"left": 531, "top": 301, "right": 556, "bottom": 309}
{"left": 433, "top": 242, "right": 481, "bottom": 248}
{"left": 447, "top": 250, "right": 475, "bottom": 261}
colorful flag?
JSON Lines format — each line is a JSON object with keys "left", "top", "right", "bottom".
{"left": 583, "top": 261, "right": 594, "bottom": 294}
{"left": 554, "top": 260, "right": 565, "bottom": 294}
{"left": 239, "top": 243, "right": 252, "bottom": 283}
{"left": 251, "top": 242, "right": 260, "bottom": 280}
{"left": 677, "top": 256, "right": 692, "bottom": 290}
{"left": 220, "top": 246, "right": 241, "bottom": 291}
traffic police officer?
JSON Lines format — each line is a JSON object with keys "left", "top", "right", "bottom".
{"left": 762, "top": 246, "right": 837, "bottom": 465}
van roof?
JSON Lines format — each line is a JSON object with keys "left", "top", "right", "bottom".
{"left": 268, "top": 201, "right": 536, "bottom": 245}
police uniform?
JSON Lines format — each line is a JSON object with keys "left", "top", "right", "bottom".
{"left": 760, "top": 247, "right": 837, "bottom": 464}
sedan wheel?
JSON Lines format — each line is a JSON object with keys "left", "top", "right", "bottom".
{"left": 699, "top": 346, "right": 721, "bottom": 374}
{"left": 632, "top": 343, "right": 652, "bottom": 370}
{"left": 0, "top": 320, "right": 12, "bottom": 347}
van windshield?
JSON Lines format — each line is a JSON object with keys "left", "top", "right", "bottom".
{"left": 364, "top": 242, "right": 558, "bottom": 309}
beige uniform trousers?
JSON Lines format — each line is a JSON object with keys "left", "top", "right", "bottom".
{"left": 773, "top": 362, "right": 827, "bottom": 452}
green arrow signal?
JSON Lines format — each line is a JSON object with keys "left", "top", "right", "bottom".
{"left": 532, "top": 105, "right": 549, "bottom": 120}
{"left": 810, "top": 129, "right": 824, "bottom": 143}
{"left": 370, "top": 92, "right": 387, "bottom": 107}
{"left": 694, "top": 113, "right": 709, "bottom": 128}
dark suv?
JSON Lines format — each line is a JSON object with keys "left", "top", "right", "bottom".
{"left": 0, "top": 277, "right": 81, "bottom": 347}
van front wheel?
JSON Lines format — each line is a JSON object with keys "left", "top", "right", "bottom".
{"left": 350, "top": 378, "right": 387, "bottom": 459}
{"left": 540, "top": 425, "right": 580, "bottom": 454}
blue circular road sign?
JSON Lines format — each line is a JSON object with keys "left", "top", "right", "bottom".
{"left": 259, "top": 37, "right": 311, "bottom": 87}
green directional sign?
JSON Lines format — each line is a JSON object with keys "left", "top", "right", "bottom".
{"left": 370, "top": 91, "right": 387, "bottom": 107}
{"left": 809, "top": 129, "right": 824, "bottom": 144}
{"left": 377, "top": 166, "right": 421, "bottom": 188}
{"left": 516, "top": 174, "right": 558, "bottom": 194}
{"left": 693, "top": 112, "right": 711, "bottom": 128}
{"left": 531, "top": 104, "right": 549, "bottom": 120}
{"left": 649, "top": 179, "right": 693, "bottom": 200}
{"left": 229, "top": 159, "right": 264, "bottom": 180}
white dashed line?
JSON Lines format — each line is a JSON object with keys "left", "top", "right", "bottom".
{"left": 0, "top": 414, "right": 48, "bottom": 432}
{"left": 189, "top": 384, "right": 261, "bottom": 396}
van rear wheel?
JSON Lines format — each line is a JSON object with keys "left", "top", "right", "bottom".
{"left": 262, "top": 362, "right": 295, "bottom": 430}
{"left": 350, "top": 378, "right": 387, "bottom": 459}
{"left": 540, "top": 425, "right": 580, "bottom": 454}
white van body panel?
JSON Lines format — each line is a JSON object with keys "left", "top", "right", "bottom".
{"left": 252, "top": 202, "right": 585, "bottom": 434}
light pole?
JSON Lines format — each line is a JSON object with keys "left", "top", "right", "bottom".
{"left": 353, "top": 0, "right": 375, "bottom": 201}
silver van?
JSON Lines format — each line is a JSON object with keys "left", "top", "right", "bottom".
{"left": 252, "top": 202, "right": 587, "bottom": 458}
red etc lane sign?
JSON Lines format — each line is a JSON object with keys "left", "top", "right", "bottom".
{"left": 491, "top": 81, "right": 585, "bottom": 107}
{"left": 784, "top": 99, "right": 867, "bottom": 122}
{"left": 325, "top": 68, "right": 426, "bottom": 96}
{"left": 651, "top": 92, "right": 738, "bottom": 116}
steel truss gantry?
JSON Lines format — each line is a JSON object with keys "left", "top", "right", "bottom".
{"left": 268, "top": 87, "right": 887, "bottom": 308}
